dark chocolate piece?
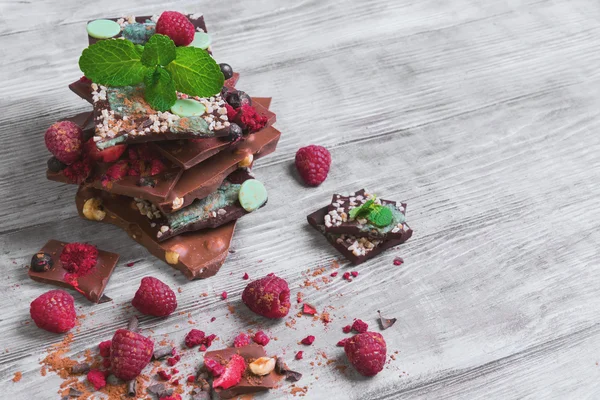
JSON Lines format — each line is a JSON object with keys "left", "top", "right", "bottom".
{"left": 71, "top": 363, "right": 91, "bottom": 374}
{"left": 68, "top": 388, "right": 83, "bottom": 397}
{"left": 75, "top": 186, "right": 235, "bottom": 280}
{"left": 28, "top": 240, "right": 119, "bottom": 303}
{"left": 274, "top": 357, "right": 302, "bottom": 382}
{"left": 307, "top": 206, "right": 412, "bottom": 265}
{"left": 147, "top": 383, "right": 173, "bottom": 397}
{"left": 324, "top": 189, "right": 408, "bottom": 239}
{"left": 204, "top": 344, "right": 283, "bottom": 400}
{"left": 378, "top": 310, "right": 397, "bottom": 330}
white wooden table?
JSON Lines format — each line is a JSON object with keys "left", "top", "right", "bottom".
{"left": 2, "top": 0, "right": 600, "bottom": 399}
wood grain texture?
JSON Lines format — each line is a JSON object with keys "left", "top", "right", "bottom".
{"left": 2, "top": 0, "right": 600, "bottom": 399}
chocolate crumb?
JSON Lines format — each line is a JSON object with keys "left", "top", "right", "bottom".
{"left": 152, "top": 346, "right": 175, "bottom": 360}
{"left": 285, "top": 370, "right": 303, "bottom": 382}
{"left": 98, "top": 295, "right": 112, "bottom": 304}
{"left": 70, "top": 362, "right": 90, "bottom": 374}
{"left": 378, "top": 310, "right": 397, "bottom": 330}
{"left": 147, "top": 383, "right": 173, "bottom": 397}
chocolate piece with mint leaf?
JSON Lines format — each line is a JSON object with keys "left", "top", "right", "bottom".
{"left": 324, "top": 189, "right": 409, "bottom": 240}
{"left": 135, "top": 169, "right": 267, "bottom": 241}
{"left": 307, "top": 206, "right": 412, "bottom": 265}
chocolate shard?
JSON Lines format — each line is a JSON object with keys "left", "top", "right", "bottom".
{"left": 127, "top": 316, "right": 139, "bottom": 332}
{"left": 75, "top": 186, "right": 235, "bottom": 280}
{"left": 307, "top": 206, "right": 412, "bottom": 265}
{"left": 147, "top": 383, "right": 173, "bottom": 397}
{"left": 68, "top": 387, "right": 83, "bottom": 397}
{"left": 285, "top": 370, "right": 303, "bottom": 382}
{"left": 70, "top": 362, "right": 90, "bottom": 374}
{"left": 152, "top": 346, "right": 174, "bottom": 360}
{"left": 98, "top": 294, "right": 112, "bottom": 304}
{"left": 127, "top": 379, "right": 137, "bottom": 397}
{"left": 273, "top": 357, "right": 302, "bottom": 382}
{"left": 378, "top": 310, "right": 397, "bottom": 330}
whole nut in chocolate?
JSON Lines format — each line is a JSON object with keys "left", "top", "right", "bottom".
{"left": 82, "top": 198, "right": 106, "bottom": 221}
{"left": 165, "top": 250, "right": 180, "bottom": 265}
{"left": 30, "top": 251, "right": 54, "bottom": 272}
{"left": 249, "top": 357, "right": 276, "bottom": 376}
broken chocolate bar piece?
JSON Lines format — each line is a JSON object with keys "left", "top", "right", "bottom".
{"left": 204, "top": 344, "right": 283, "bottom": 399}
{"left": 87, "top": 14, "right": 207, "bottom": 46}
{"left": 307, "top": 206, "right": 412, "bottom": 265}
{"left": 158, "top": 126, "right": 281, "bottom": 213}
{"left": 75, "top": 186, "right": 234, "bottom": 280}
{"left": 136, "top": 169, "right": 263, "bottom": 242}
{"left": 153, "top": 97, "right": 276, "bottom": 169}
{"left": 324, "top": 189, "right": 408, "bottom": 239}
{"left": 28, "top": 240, "right": 119, "bottom": 303}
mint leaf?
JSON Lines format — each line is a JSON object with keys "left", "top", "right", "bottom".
{"left": 166, "top": 46, "right": 224, "bottom": 97}
{"left": 349, "top": 199, "right": 374, "bottom": 220}
{"left": 144, "top": 67, "right": 177, "bottom": 112}
{"left": 141, "top": 34, "right": 176, "bottom": 67}
{"left": 79, "top": 39, "right": 147, "bottom": 86}
{"left": 367, "top": 205, "right": 393, "bottom": 227}
{"left": 135, "top": 44, "right": 144, "bottom": 57}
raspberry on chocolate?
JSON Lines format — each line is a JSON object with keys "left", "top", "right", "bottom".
{"left": 60, "top": 243, "right": 98, "bottom": 276}
{"left": 45, "top": 121, "right": 83, "bottom": 164}
{"left": 204, "top": 357, "right": 225, "bottom": 377}
{"left": 344, "top": 332, "right": 387, "bottom": 377}
{"left": 253, "top": 331, "right": 270, "bottom": 346}
{"left": 212, "top": 354, "right": 246, "bottom": 390}
{"left": 131, "top": 277, "right": 178, "bottom": 317}
{"left": 242, "top": 274, "right": 291, "bottom": 319}
{"left": 63, "top": 159, "right": 92, "bottom": 184}
{"left": 233, "top": 333, "right": 251, "bottom": 348}
{"left": 102, "top": 160, "right": 130, "bottom": 186}
{"left": 234, "top": 104, "right": 268, "bottom": 133}
{"left": 156, "top": 11, "right": 195, "bottom": 46}
{"left": 110, "top": 328, "right": 154, "bottom": 380}
{"left": 295, "top": 145, "right": 331, "bottom": 186}
{"left": 30, "top": 290, "right": 76, "bottom": 333}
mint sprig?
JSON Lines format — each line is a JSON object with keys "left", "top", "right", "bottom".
{"left": 79, "top": 34, "right": 224, "bottom": 112}
{"left": 348, "top": 197, "right": 394, "bottom": 227}
{"left": 349, "top": 199, "right": 374, "bottom": 220}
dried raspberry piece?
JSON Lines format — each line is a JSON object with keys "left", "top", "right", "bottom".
{"left": 330, "top": 272, "right": 338, "bottom": 277}
{"left": 234, "top": 104, "right": 268, "bottom": 133}
{"left": 212, "top": 354, "right": 246, "bottom": 389}
{"left": 393, "top": 257, "right": 404, "bottom": 266}
{"left": 84, "top": 138, "right": 126, "bottom": 163}
{"left": 150, "top": 159, "right": 167, "bottom": 176}
{"left": 187, "top": 375, "right": 195, "bottom": 383}
{"left": 63, "top": 159, "right": 92, "bottom": 184}
{"left": 300, "top": 335, "right": 315, "bottom": 345}
{"left": 302, "top": 304, "right": 317, "bottom": 315}
{"left": 351, "top": 271, "right": 359, "bottom": 277}
{"left": 295, "top": 351, "right": 304, "bottom": 360}
{"left": 344, "top": 332, "right": 387, "bottom": 376}
{"left": 185, "top": 329, "right": 205, "bottom": 348}
{"left": 158, "top": 370, "right": 172, "bottom": 381}
{"left": 253, "top": 331, "right": 270, "bottom": 346}
{"left": 242, "top": 274, "right": 291, "bottom": 319}
{"left": 167, "top": 355, "right": 180, "bottom": 366}
{"left": 156, "top": 11, "right": 195, "bottom": 46}
{"left": 128, "top": 160, "right": 142, "bottom": 176}
{"left": 60, "top": 243, "right": 98, "bottom": 276}
{"left": 30, "top": 290, "right": 76, "bottom": 333}
{"left": 204, "top": 357, "right": 225, "bottom": 377}
{"left": 204, "top": 334, "right": 217, "bottom": 348}
{"left": 98, "top": 340, "right": 111, "bottom": 358}
{"left": 160, "top": 395, "right": 181, "bottom": 400}
{"left": 233, "top": 333, "right": 251, "bottom": 348}
{"left": 102, "top": 160, "right": 129, "bottom": 186}
{"left": 225, "top": 103, "right": 237, "bottom": 121}
{"left": 351, "top": 319, "right": 368, "bottom": 334}
{"left": 295, "top": 145, "right": 331, "bottom": 186}
{"left": 45, "top": 121, "right": 83, "bottom": 164}
{"left": 87, "top": 369, "right": 106, "bottom": 390}
{"left": 131, "top": 277, "right": 178, "bottom": 317}
{"left": 242, "top": 272, "right": 249, "bottom": 280}
{"left": 342, "top": 325, "right": 352, "bottom": 334}
{"left": 221, "top": 291, "right": 228, "bottom": 300}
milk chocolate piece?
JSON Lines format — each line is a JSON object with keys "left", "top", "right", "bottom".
{"left": 204, "top": 344, "right": 283, "bottom": 399}
{"left": 75, "top": 186, "right": 235, "bottom": 280}
{"left": 324, "top": 189, "right": 409, "bottom": 239}
{"left": 307, "top": 206, "right": 412, "bottom": 265}
{"left": 28, "top": 240, "right": 119, "bottom": 303}
{"left": 153, "top": 97, "right": 276, "bottom": 169}
{"left": 158, "top": 126, "right": 281, "bottom": 213}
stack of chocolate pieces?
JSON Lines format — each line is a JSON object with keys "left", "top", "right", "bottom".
{"left": 45, "top": 13, "right": 281, "bottom": 279}
{"left": 308, "top": 189, "right": 413, "bottom": 264}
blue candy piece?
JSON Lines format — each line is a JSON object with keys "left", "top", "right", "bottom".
{"left": 239, "top": 180, "right": 268, "bottom": 212}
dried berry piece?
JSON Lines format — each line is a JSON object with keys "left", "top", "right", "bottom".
{"left": 253, "top": 331, "right": 270, "bottom": 346}
{"left": 302, "top": 304, "right": 317, "bottom": 315}
{"left": 300, "top": 335, "right": 315, "bottom": 345}
{"left": 295, "top": 351, "right": 303, "bottom": 360}
{"left": 377, "top": 310, "right": 397, "bottom": 330}
{"left": 30, "top": 251, "right": 54, "bottom": 272}
{"left": 351, "top": 319, "right": 368, "bottom": 334}
{"left": 286, "top": 370, "right": 303, "bottom": 382}
{"left": 233, "top": 333, "right": 251, "bottom": 347}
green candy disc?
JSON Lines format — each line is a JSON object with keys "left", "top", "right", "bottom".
{"left": 170, "top": 99, "right": 206, "bottom": 117}
{"left": 188, "top": 32, "right": 211, "bottom": 50}
{"left": 239, "top": 179, "right": 268, "bottom": 212}
{"left": 87, "top": 19, "right": 122, "bottom": 39}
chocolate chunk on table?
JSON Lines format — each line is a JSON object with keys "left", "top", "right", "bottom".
{"left": 139, "top": 169, "right": 263, "bottom": 242}
{"left": 204, "top": 344, "right": 283, "bottom": 399}
{"left": 324, "top": 189, "right": 409, "bottom": 239}
{"left": 75, "top": 186, "right": 235, "bottom": 280}
{"left": 153, "top": 97, "right": 276, "bottom": 169}
{"left": 28, "top": 240, "right": 119, "bottom": 303}
{"left": 307, "top": 206, "right": 412, "bottom": 265}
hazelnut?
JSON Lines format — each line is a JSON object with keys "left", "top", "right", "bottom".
{"left": 248, "top": 357, "right": 276, "bottom": 376}
{"left": 238, "top": 153, "right": 253, "bottom": 168}
{"left": 172, "top": 197, "right": 184, "bottom": 210}
{"left": 82, "top": 198, "right": 106, "bottom": 221}
{"left": 165, "top": 250, "right": 180, "bottom": 265}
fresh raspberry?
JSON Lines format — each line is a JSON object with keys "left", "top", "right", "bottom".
{"left": 110, "top": 328, "right": 154, "bottom": 380}
{"left": 351, "top": 319, "right": 368, "bottom": 334}
{"left": 84, "top": 138, "right": 126, "bottom": 163}
{"left": 158, "top": 370, "right": 172, "bottom": 381}
{"left": 344, "top": 332, "right": 387, "bottom": 377}
{"left": 212, "top": 354, "right": 246, "bottom": 390}
{"left": 295, "top": 145, "right": 331, "bottom": 186}
{"left": 131, "top": 277, "right": 178, "bottom": 317}
{"left": 63, "top": 159, "right": 92, "bottom": 184}
{"left": 337, "top": 338, "right": 350, "bottom": 347}
{"left": 185, "top": 329, "right": 205, "bottom": 348}
{"left": 234, "top": 104, "right": 268, "bottom": 133}
{"left": 98, "top": 340, "right": 111, "bottom": 357}
{"left": 242, "top": 274, "right": 291, "bottom": 319}
{"left": 302, "top": 304, "right": 317, "bottom": 315}
{"left": 301, "top": 335, "right": 315, "bottom": 345}
{"left": 60, "top": 243, "right": 98, "bottom": 276}
{"left": 87, "top": 369, "right": 106, "bottom": 390}
{"left": 102, "top": 160, "right": 130, "bottom": 186}
{"left": 204, "top": 357, "right": 225, "bottom": 377}
{"left": 253, "top": 331, "right": 270, "bottom": 346}
{"left": 233, "top": 333, "right": 251, "bottom": 347}
{"left": 156, "top": 11, "right": 195, "bottom": 46}
{"left": 342, "top": 325, "right": 352, "bottom": 334}
{"left": 295, "top": 351, "right": 303, "bottom": 360}
{"left": 150, "top": 159, "right": 167, "bottom": 176}
{"left": 45, "top": 121, "right": 83, "bottom": 164}
{"left": 30, "top": 290, "right": 76, "bottom": 333}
